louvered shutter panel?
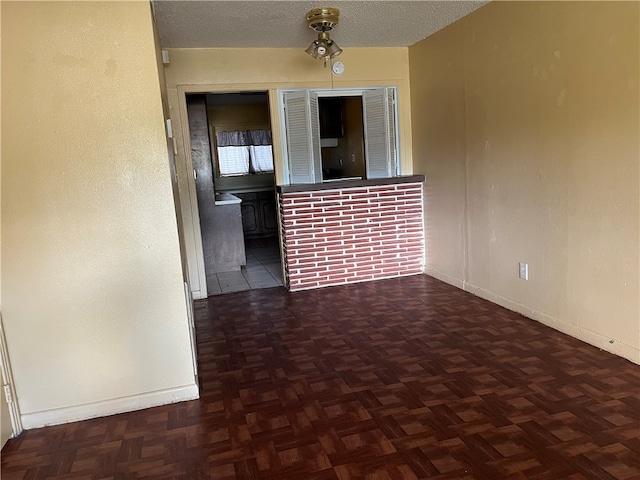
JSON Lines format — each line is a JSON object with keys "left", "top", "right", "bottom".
{"left": 363, "top": 88, "right": 395, "bottom": 179}
{"left": 284, "top": 91, "right": 321, "bottom": 184}
{"left": 388, "top": 88, "right": 398, "bottom": 176}
{"left": 308, "top": 93, "right": 323, "bottom": 182}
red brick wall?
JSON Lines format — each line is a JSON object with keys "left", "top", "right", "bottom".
{"left": 279, "top": 183, "right": 425, "bottom": 291}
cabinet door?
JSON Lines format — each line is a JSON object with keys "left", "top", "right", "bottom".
{"left": 259, "top": 191, "right": 278, "bottom": 234}
{"left": 236, "top": 193, "right": 260, "bottom": 236}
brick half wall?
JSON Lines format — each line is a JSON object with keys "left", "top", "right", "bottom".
{"left": 279, "top": 182, "right": 425, "bottom": 291}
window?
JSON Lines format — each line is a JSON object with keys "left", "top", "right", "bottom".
{"left": 215, "top": 129, "right": 274, "bottom": 177}
{"left": 280, "top": 87, "right": 399, "bottom": 185}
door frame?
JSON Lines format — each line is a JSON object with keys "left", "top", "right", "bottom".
{"left": 176, "top": 89, "right": 208, "bottom": 299}
{"left": 174, "top": 85, "right": 285, "bottom": 297}
{"left": 0, "top": 313, "right": 23, "bottom": 442}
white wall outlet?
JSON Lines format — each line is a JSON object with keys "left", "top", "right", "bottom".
{"left": 519, "top": 262, "right": 529, "bottom": 280}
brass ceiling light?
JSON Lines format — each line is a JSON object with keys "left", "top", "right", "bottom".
{"left": 305, "top": 8, "right": 343, "bottom": 64}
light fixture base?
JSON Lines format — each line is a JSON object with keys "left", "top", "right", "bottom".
{"left": 306, "top": 8, "right": 340, "bottom": 32}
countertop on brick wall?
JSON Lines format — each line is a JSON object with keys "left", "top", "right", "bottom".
{"left": 277, "top": 175, "right": 426, "bottom": 194}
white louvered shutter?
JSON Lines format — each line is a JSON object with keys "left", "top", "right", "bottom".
{"left": 363, "top": 88, "right": 397, "bottom": 179}
{"left": 387, "top": 88, "right": 398, "bottom": 176}
{"left": 284, "top": 91, "right": 322, "bottom": 184}
{"left": 308, "top": 93, "right": 323, "bottom": 182}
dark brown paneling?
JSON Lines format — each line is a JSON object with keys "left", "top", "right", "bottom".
{"left": 187, "top": 94, "right": 218, "bottom": 275}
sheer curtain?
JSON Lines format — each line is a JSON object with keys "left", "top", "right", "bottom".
{"left": 216, "top": 131, "right": 250, "bottom": 176}
{"left": 216, "top": 129, "right": 274, "bottom": 176}
{"left": 247, "top": 130, "right": 273, "bottom": 173}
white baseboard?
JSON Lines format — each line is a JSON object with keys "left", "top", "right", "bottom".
{"left": 425, "top": 268, "right": 464, "bottom": 289}
{"left": 463, "top": 281, "right": 640, "bottom": 365}
{"left": 192, "top": 289, "right": 207, "bottom": 300}
{"left": 21, "top": 384, "right": 199, "bottom": 430}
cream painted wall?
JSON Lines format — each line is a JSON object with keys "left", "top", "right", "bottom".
{"left": 162, "top": 47, "right": 412, "bottom": 298}
{"left": 410, "top": 1, "right": 639, "bottom": 363}
{"left": 0, "top": 0, "right": 9, "bottom": 449}
{"left": 409, "top": 22, "right": 467, "bottom": 289}
{"left": 1, "top": 1, "right": 197, "bottom": 426}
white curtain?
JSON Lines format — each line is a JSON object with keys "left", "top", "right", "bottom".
{"left": 216, "top": 129, "right": 273, "bottom": 176}
{"left": 217, "top": 146, "right": 250, "bottom": 176}
{"left": 249, "top": 145, "right": 274, "bottom": 173}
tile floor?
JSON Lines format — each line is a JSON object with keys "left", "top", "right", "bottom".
{"left": 206, "top": 237, "right": 284, "bottom": 296}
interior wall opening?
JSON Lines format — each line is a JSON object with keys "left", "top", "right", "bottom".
{"left": 281, "top": 87, "right": 399, "bottom": 185}
{"left": 185, "top": 91, "right": 283, "bottom": 297}
{"left": 319, "top": 96, "right": 365, "bottom": 181}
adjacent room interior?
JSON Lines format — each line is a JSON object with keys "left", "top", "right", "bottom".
{"left": 186, "top": 91, "right": 283, "bottom": 295}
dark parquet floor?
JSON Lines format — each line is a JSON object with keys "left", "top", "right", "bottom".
{"left": 2, "top": 275, "right": 640, "bottom": 479}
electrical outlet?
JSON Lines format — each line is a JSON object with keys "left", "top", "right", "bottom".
{"left": 519, "top": 262, "right": 529, "bottom": 280}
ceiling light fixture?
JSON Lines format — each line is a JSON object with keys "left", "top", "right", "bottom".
{"left": 305, "top": 8, "right": 342, "bottom": 65}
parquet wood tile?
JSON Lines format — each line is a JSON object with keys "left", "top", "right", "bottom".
{"left": 3, "top": 275, "right": 640, "bottom": 479}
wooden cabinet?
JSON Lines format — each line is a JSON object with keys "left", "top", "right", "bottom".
{"left": 238, "top": 193, "right": 258, "bottom": 234}
{"left": 236, "top": 191, "right": 278, "bottom": 238}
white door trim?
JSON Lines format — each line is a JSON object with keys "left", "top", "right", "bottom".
{"left": 176, "top": 87, "right": 208, "bottom": 300}
{"left": 0, "top": 313, "right": 23, "bottom": 439}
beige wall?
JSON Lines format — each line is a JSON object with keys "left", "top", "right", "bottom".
{"left": 0, "top": 0, "right": 8, "bottom": 448}
{"left": 410, "top": 1, "right": 640, "bottom": 363}
{"left": 1, "top": 1, "right": 197, "bottom": 426}
{"left": 163, "top": 47, "right": 412, "bottom": 297}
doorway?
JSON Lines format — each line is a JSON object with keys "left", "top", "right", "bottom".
{"left": 185, "top": 92, "right": 283, "bottom": 296}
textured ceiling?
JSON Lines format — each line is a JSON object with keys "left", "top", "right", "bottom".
{"left": 152, "top": 1, "right": 488, "bottom": 49}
